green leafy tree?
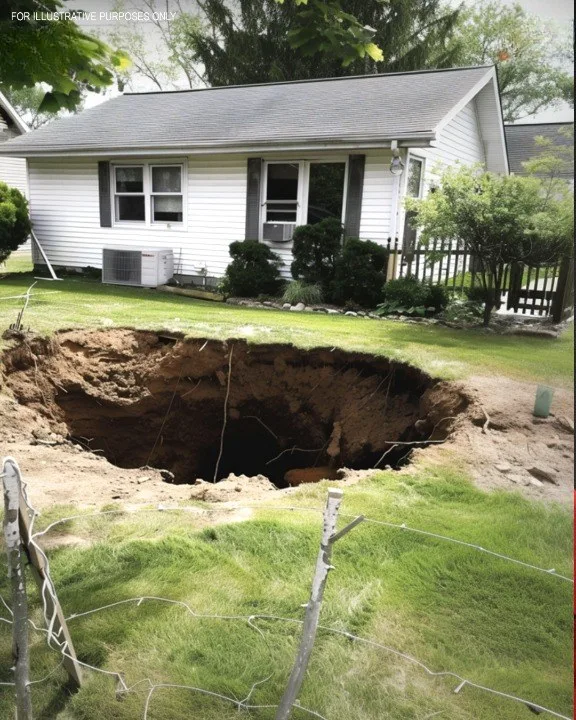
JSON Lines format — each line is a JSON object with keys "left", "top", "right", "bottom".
{"left": 450, "top": 1, "right": 573, "bottom": 121}
{"left": 188, "top": 0, "right": 461, "bottom": 86}
{"left": 107, "top": 0, "right": 207, "bottom": 91}
{"left": 0, "top": 182, "right": 32, "bottom": 263}
{"left": 406, "top": 165, "right": 574, "bottom": 325}
{"left": 522, "top": 126, "right": 574, "bottom": 183}
{"left": 276, "top": 0, "right": 383, "bottom": 67}
{"left": 0, "top": 0, "right": 130, "bottom": 112}
{"left": 0, "top": 85, "right": 84, "bottom": 129}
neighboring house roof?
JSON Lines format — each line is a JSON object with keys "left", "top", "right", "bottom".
{"left": 0, "top": 66, "right": 502, "bottom": 157}
{"left": 0, "top": 90, "right": 28, "bottom": 139}
{"left": 505, "top": 123, "right": 574, "bottom": 179}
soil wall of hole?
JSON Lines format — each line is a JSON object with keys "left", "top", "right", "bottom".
{"left": 1, "top": 330, "right": 470, "bottom": 486}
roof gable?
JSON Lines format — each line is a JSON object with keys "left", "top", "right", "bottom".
{"left": 0, "top": 91, "right": 28, "bottom": 139}
{"left": 1, "top": 67, "right": 500, "bottom": 157}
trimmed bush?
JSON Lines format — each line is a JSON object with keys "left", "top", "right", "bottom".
{"left": 282, "top": 280, "right": 324, "bottom": 305}
{"left": 0, "top": 182, "right": 32, "bottom": 263}
{"left": 378, "top": 275, "right": 450, "bottom": 316}
{"left": 222, "top": 241, "right": 283, "bottom": 297}
{"left": 331, "top": 238, "right": 389, "bottom": 308}
{"left": 425, "top": 283, "right": 450, "bottom": 312}
{"left": 290, "top": 218, "right": 343, "bottom": 290}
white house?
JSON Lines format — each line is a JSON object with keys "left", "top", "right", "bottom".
{"left": 0, "top": 90, "right": 28, "bottom": 196}
{"left": 0, "top": 66, "right": 508, "bottom": 284}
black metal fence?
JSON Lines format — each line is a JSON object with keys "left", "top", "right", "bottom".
{"left": 385, "top": 237, "right": 574, "bottom": 321}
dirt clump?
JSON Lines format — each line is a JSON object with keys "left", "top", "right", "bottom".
{"left": 190, "top": 474, "right": 277, "bottom": 502}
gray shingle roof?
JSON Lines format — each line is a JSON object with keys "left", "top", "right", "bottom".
{"left": 505, "top": 123, "right": 574, "bottom": 178}
{"left": 0, "top": 67, "right": 493, "bottom": 156}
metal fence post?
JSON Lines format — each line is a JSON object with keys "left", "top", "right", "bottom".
{"left": 2, "top": 460, "right": 33, "bottom": 720}
{"left": 275, "top": 489, "right": 364, "bottom": 720}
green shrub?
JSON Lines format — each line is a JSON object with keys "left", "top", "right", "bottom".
{"left": 290, "top": 218, "right": 343, "bottom": 290}
{"left": 464, "top": 284, "right": 491, "bottom": 304}
{"left": 0, "top": 182, "right": 32, "bottom": 263}
{"left": 222, "top": 241, "right": 283, "bottom": 297}
{"left": 331, "top": 238, "right": 389, "bottom": 308}
{"left": 381, "top": 275, "right": 428, "bottom": 308}
{"left": 282, "top": 280, "right": 324, "bottom": 305}
{"left": 425, "top": 283, "right": 450, "bottom": 312}
{"left": 377, "top": 275, "right": 449, "bottom": 316}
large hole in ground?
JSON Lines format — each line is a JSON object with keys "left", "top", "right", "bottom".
{"left": 2, "top": 330, "right": 470, "bottom": 487}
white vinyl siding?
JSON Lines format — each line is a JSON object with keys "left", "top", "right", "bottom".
{"left": 29, "top": 151, "right": 398, "bottom": 280}
{"left": 393, "top": 100, "right": 487, "bottom": 246}
{"left": 27, "top": 156, "right": 247, "bottom": 277}
{"left": 0, "top": 156, "right": 28, "bottom": 196}
{"left": 420, "top": 99, "right": 486, "bottom": 191}
{"left": 358, "top": 151, "right": 396, "bottom": 244}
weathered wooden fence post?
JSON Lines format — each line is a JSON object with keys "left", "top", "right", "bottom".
{"left": 275, "top": 489, "right": 364, "bottom": 720}
{"left": 552, "top": 256, "right": 575, "bottom": 323}
{"left": 2, "top": 459, "right": 33, "bottom": 720}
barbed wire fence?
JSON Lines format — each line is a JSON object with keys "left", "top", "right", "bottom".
{"left": 1, "top": 455, "right": 573, "bottom": 720}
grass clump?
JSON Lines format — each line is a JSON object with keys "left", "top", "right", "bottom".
{"left": 282, "top": 280, "right": 324, "bottom": 305}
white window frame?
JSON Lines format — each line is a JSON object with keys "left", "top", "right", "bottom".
{"left": 113, "top": 164, "right": 146, "bottom": 224}
{"left": 260, "top": 159, "right": 349, "bottom": 241}
{"left": 111, "top": 160, "right": 187, "bottom": 230}
{"left": 403, "top": 153, "right": 426, "bottom": 200}
{"left": 399, "top": 152, "right": 426, "bottom": 251}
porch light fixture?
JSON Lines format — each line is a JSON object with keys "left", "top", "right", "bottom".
{"left": 390, "top": 141, "right": 404, "bottom": 176}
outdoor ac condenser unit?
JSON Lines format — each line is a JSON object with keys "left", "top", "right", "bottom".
{"left": 262, "top": 223, "right": 296, "bottom": 243}
{"left": 102, "top": 248, "right": 174, "bottom": 287}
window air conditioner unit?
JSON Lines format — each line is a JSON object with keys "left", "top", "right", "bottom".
{"left": 102, "top": 248, "right": 174, "bottom": 287}
{"left": 262, "top": 223, "right": 296, "bottom": 243}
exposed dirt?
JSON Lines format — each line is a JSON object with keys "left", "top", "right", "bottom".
{"left": 0, "top": 329, "right": 573, "bottom": 509}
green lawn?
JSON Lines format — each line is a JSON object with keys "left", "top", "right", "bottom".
{"left": 0, "top": 466, "right": 572, "bottom": 720}
{"left": 0, "top": 266, "right": 573, "bottom": 385}
{"left": 0, "top": 262, "right": 573, "bottom": 719}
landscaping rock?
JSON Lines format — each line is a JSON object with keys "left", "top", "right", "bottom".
{"left": 344, "top": 311, "right": 358, "bottom": 317}
{"left": 282, "top": 303, "right": 291, "bottom": 310}
{"left": 290, "top": 303, "right": 306, "bottom": 312}
{"left": 503, "top": 326, "right": 559, "bottom": 339}
{"left": 326, "top": 309, "right": 341, "bottom": 315}
{"left": 527, "top": 465, "right": 559, "bottom": 485}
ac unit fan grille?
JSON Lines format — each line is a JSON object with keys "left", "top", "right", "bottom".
{"left": 102, "top": 249, "right": 142, "bottom": 285}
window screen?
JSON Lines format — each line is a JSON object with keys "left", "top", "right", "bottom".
{"left": 266, "top": 163, "right": 299, "bottom": 222}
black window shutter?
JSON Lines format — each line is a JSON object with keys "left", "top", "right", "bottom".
{"left": 344, "top": 154, "right": 365, "bottom": 238}
{"left": 98, "top": 161, "right": 112, "bottom": 227}
{"left": 245, "top": 157, "right": 263, "bottom": 240}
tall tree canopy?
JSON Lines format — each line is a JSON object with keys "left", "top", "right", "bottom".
{"left": 450, "top": 1, "right": 574, "bottom": 121}
{"left": 188, "top": 0, "right": 461, "bottom": 86}
{"left": 0, "top": 0, "right": 129, "bottom": 112}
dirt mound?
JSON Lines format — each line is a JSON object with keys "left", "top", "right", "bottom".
{"left": 1, "top": 329, "right": 469, "bottom": 487}
{"left": 190, "top": 474, "right": 277, "bottom": 502}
